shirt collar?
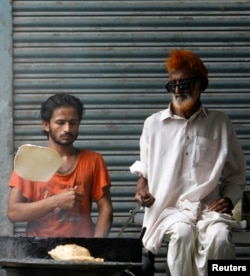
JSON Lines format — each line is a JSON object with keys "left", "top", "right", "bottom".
{"left": 160, "top": 103, "right": 208, "bottom": 121}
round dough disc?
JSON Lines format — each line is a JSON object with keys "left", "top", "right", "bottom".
{"left": 14, "top": 144, "right": 62, "bottom": 181}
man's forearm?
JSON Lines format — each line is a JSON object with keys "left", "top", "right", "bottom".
{"left": 94, "top": 211, "right": 112, "bottom": 237}
{"left": 8, "top": 196, "right": 57, "bottom": 222}
{"left": 136, "top": 176, "right": 148, "bottom": 193}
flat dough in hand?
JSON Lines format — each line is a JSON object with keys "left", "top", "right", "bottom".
{"left": 14, "top": 144, "right": 62, "bottom": 182}
{"left": 48, "top": 244, "right": 104, "bottom": 262}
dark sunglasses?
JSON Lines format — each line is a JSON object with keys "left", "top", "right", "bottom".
{"left": 165, "top": 77, "right": 197, "bottom": 93}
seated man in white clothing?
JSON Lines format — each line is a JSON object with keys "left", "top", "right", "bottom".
{"left": 130, "top": 49, "right": 246, "bottom": 276}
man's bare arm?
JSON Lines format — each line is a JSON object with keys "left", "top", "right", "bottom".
{"left": 7, "top": 187, "right": 82, "bottom": 222}
{"left": 94, "top": 186, "right": 113, "bottom": 237}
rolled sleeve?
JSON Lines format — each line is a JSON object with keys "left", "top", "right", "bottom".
{"left": 129, "top": 161, "right": 148, "bottom": 179}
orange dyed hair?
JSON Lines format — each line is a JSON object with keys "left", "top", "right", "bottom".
{"left": 165, "top": 49, "right": 208, "bottom": 91}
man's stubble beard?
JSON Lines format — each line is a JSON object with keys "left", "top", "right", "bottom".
{"left": 49, "top": 130, "right": 78, "bottom": 147}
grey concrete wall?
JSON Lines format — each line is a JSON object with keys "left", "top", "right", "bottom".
{"left": 0, "top": 0, "right": 13, "bottom": 235}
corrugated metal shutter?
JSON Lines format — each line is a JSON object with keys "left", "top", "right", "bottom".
{"left": 12, "top": 1, "right": 250, "bottom": 274}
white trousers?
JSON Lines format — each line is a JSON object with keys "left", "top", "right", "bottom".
{"left": 165, "top": 215, "right": 236, "bottom": 276}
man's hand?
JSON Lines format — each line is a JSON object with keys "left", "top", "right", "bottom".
{"left": 208, "top": 197, "right": 234, "bottom": 215}
{"left": 135, "top": 177, "right": 155, "bottom": 208}
{"left": 56, "top": 187, "right": 83, "bottom": 209}
{"left": 135, "top": 191, "right": 155, "bottom": 207}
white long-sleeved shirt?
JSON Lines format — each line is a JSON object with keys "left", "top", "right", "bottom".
{"left": 130, "top": 104, "right": 246, "bottom": 253}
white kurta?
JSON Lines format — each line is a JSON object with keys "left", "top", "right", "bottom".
{"left": 130, "top": 105, "right": 246, "bottom": 256}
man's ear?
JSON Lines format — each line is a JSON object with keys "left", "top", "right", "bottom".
{"left": 200, "top": 77, "right": 208, "bottom": 91}
{"left": 42, "top": 121, "right": 49, "bottom": 132}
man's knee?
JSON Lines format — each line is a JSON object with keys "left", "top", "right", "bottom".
{"left": 170, "top": 222, "right": 194, "bottom": 241}
{"left": 207, "top": 223, "right": 232, "bottom": 245}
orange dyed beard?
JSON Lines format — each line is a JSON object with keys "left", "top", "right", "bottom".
{"left": 172, "top": 93, "right": 197, "bottom": 113}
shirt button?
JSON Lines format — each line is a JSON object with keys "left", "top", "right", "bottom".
{"left": 185, "top": 152, "right": 188, "bottom": 156}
